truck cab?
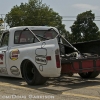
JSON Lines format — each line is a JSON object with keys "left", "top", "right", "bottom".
{"left": 0, "top": 26, "right": 62, "bottom": 85}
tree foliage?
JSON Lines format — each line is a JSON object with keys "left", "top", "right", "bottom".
{"left": 70, "top": 10, "right": 99, "bottom": 43}
{"left": 64, "top": 31, "right": 72, "bottom": 42}
{"left": 5, "top": 0, "right": 67, "bottom": 34}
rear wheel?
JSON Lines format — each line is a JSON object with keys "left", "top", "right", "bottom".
{"left": 79, "top": 71, "right": 99, "bottom": 79}
{"left": 22, "top": 60, "right": 48, "bottom": 85}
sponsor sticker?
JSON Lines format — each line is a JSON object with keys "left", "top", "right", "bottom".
{"left": 10, "top": 66, "right": 20, "bottom": 76}
{"left": 0, "top": 67, "right": 8, "bottom": 74}
{"left": 10, "top": 49, "right": 20, "bottom": 61}
{"left": 0, "top": 54, "right": 4, "bottom": 61}
{"left": 35, "top": 56, "right": 47, "bottom": 65}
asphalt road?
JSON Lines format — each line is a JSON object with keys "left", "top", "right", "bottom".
{"left": 0, "top": 74, "right": 100, "bottom": 100}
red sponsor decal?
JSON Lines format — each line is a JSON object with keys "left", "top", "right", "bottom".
{"left": 0, "top": 62, "right": 3, "bottom": 64}
{"left": 10, "top": 49, "right": 20, "bottom": 60}
{"left": 12, "top": 55, "right": 18, "bottom": 57}
{"left": 0, "top": 54, "right": 4, "bottom": 61}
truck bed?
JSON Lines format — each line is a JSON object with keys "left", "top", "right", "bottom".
{"left": 61, "top": 56, "right": 100, "bottom": 74}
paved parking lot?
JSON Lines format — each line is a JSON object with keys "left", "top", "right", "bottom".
{"left": 0, "top": 74, "right": 100, "bottom": 100}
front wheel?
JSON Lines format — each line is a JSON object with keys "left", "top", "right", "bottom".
{"left": 78, "top": 71, "right": 99, "bottom": 79}
{"left": 22, "top": 60, "right": 48, "bottom": 85}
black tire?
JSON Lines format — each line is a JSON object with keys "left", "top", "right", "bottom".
{"left": 79, "top": 71, "right": 99, "bottom": 79}
{"left": 22, "top": 60, "right": 48, "bottom": 85}
{"left": 89, "top": 71, "right": 99, "bottom": 78}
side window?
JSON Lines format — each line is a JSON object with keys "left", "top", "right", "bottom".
{"left": 1, "top": 33, "right": 9, "bottom": 47}
{"left": 14, "top": 31, "right": 36, "bottom": 44}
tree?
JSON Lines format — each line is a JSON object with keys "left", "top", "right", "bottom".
{"left": 70, "top": 10, "right": 100, "bottom": 43}
{"left": 64, "top": 31, "right": 72, "bottom": 42}
{"left": 5, "top": 0, "right": 67, "bottom": 35}
{"left": 0, "top": 18, "right": 4, "bottom": 35}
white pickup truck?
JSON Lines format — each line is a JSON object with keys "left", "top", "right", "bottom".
{"left": 0, "top": 26, "right": 100, "bottom": 85}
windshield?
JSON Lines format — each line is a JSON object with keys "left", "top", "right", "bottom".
{"left": 33, "top": 30, "right": 58, "bottom": 40}
{"left": 14, "top": 29, "right": 58, "bottom": 44}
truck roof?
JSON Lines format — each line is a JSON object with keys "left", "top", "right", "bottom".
{"left": 8, "top": 26, "right": 58, "bottom": 32}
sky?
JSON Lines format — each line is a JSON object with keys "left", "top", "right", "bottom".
{"left": 0, "top": 0, "right": 100, "bottom": 32}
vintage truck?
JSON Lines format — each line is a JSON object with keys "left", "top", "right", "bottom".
{"left": 0, "top": 26, "right": 100, "bottom": 85}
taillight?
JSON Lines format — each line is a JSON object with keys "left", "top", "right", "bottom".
{"left": 55, "top": 49, "right": 60, "bottom": 68}
{"left": 46, "top": 56, "right": 51, "bottom": 60}
{"left": 55, "top": 55, "right": 60, "bottom": 68}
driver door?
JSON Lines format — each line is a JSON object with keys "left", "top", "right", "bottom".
{"left": 0, "top": 32, "right": 9, "bottom": 74}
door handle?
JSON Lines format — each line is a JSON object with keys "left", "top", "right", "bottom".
{"left": 2, "top": 51, "right": 6, "bottom": 53}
